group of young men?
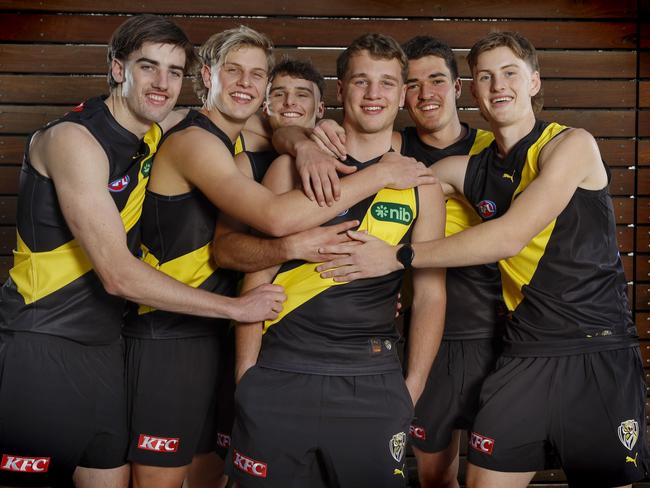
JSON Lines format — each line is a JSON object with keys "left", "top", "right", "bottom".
{"left": 0, "top": 12, "right": 646, "bottom": 488}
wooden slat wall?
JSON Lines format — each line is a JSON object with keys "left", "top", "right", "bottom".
{"left": 0, "top": 1, "right": 645, "bottom": 485}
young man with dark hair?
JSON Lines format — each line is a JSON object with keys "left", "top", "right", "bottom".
{"left": 318, "top": 31, "right": 648, "bottom": 488}
{"left": 397, "top": 35, "right": 502, "bottom": 488}
{"left": 124, "top": 25, "right": 432, "bottom": 488}
{"left": 226, "top": 33, "right": 446, "bottom": 488}
{"left": 0, "top": 15, "right": 285, "bottom": 488}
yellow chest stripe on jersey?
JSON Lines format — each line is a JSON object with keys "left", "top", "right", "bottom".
{"left": 499, "top": 122, "right": 567, "bottom": 311}
{"left": 137, "top": 242, "right": 217, "bottom": 315}
{"left": 264, "top": 187, "right": 417, "bottom": 332}
{"left": 121, "top": 123, "right": 161, "bottom": 233}
{"left": 10, "top": 124, "right": 163, "bottom": 305}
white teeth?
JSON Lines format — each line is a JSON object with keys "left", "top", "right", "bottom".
{"left": 363, "top": 106, "right": 382, "bottom": 112}
{"left": 147, "top": 94, "right": 166, "bottom": 102}
{"left": 492, "top": 97, "right": 512, "bottom": 103}
{"left": 420, "top": 104, "right": 440, "bottom": 111}
{"left": 232, "top": 92, "right": 253, "bottom": 101}
{"left": 281, "top": 112, "right": 302, "bottom": 118}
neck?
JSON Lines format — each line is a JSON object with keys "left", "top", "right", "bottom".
{"left": 342, "top": 122, "right": 393, "bottom": 162}
{"left": 492, "top": 112, "right": 536, "bottom": 157}
{"left": 416, "top": 117, "right": 465, "bottom": 149}
{"left": 105, "top": 91, "right": 150, "bottom": 139}
{"left": 200, "top": 106, "right": 247, "bottom": 143}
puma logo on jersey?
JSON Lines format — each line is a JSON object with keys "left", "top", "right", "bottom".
{"left": 502, "top": 171, "right": 515, "bottom": 182}
{"left": 626, "top": 452, "right": 638, "bottom": 467}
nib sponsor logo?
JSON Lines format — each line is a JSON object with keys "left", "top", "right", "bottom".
{"left": 233, "top": 450, "right": 267, "bottom": 478}
{"left": 1, "top": 455, "right": 50, "bottom": 473}
{"left": 469, "top": 432, "right": 495, "bottom": 455}
{"left": 409, "top": 424, "right": 426, "bottom": 440}
{"left": 216, "top": 433, "right": 231, "bottom": 448}
{"left": 137, "top": 434, "right": 180, "bottom": 453}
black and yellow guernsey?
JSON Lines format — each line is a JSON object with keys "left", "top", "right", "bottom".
{"left": 401, "top": 125, "right": 504, "bottom": 340}
{"left": 464, "top": 120, "right": 636, "bottom": 356}
{"left": 257, "top": 154, "right": 419, "bottom": 375}
{"left": 123, "top": 110, "right": 239, "bottom": 339}
{"left": 0, "top": 96, "right": 160, "bottom": 345}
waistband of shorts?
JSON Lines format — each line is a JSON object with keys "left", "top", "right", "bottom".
{"left": 502, "top": 335, "right": 639, "bottom": 357}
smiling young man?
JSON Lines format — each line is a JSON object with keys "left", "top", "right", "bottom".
{"left": 317, "top": 31, "right": 648, "bottom": 488}
{"left": 0, "top": 15, "right": 287, "bottom": 488}
{"left": 225, "top": 34, "right": 446, "bottom": 488}
{"left": 396, "top": 36, "right": 502, "bottom": 488}
{"left": 123, "top": 26, "right": 434, "bottom": 488}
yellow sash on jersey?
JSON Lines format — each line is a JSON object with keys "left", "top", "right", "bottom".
{"left": 263, "top": 187, "right": 417, "bottom": 332}
{"left": 10, "top": 124, "right": 162, "bottom": 305}
{"left": 498, "top": 122, "right": 568, "bottom": 312}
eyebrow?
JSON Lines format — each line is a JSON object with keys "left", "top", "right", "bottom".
{"left": 406, "top": 71, "right": 447, "bottom": 83}
{"left": 135, "top": 57, "right": 185, "bottom": 72}
{"left": 270, "top": 85, "right": 314, "bottom": 94}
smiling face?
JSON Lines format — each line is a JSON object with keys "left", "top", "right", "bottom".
{"left": 202, "top": 45, "right": 269, "bottom": 123}
{"left": 338, "top": 50, "right": 405, "bottom": 135}
{"left": 470, "top": 45, "right": 540, "bottom": 128}
{"left": 404, "top": 55, "right": 461, "bottom": 134}
{"left": 112, "top": 41, "right": 186, "bottom": 129}
{"left": 264, "top": 74, "right": 325, "bottom": 130}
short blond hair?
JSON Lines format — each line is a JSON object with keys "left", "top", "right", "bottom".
{"left": 193, "top": 25, "right": 274, "bottom": 103}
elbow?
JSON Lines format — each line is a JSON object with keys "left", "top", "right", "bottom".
{"left": 212, "top": 241, "right": 232, "bottom": 269}
{"left": 256, "top": 208, "right": 291, "bottom": 237}
{"left": 98, "top": 269, "right": 128, "bottom": 298}
{"left": 502, "top": 236, "right": 527, "bottom": 259}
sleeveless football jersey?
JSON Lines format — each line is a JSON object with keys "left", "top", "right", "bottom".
{"left": 0, "top": 97, "right": 160, "bottom": 344}
{"left": 463, "top": 120, "right": 635, "bottom": 355}
{"left": 401, "top": 125, "right": 504, "bottom": 339}
{"left": 123, "top": 110, "right": 240, "bottom": 339}
{"left": 257, "top": 154, "right": 418, "bottom": 375}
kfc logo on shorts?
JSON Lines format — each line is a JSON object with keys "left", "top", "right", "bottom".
{"left": 137, "top": 434, "right": 180, "bottom": 453}
{"left": 217, "top": 432, "right": 231, "bottom": 448}
{"left": 476, "top": 200, "right": 497, "bottom": 219}
{"left": 108, "top": 175, "right": 130, "bottom": 192}
{"left": 470, "top": 432, "right": 495, "bottom": 455}
{"left": 233, "top": 450, "right": 267, "bottom": 478}
{"left": 1, "top": 455, "right": 50, "bottom": 473}
{"left": 409, "top": 424, "right": 426, "bottom": 440}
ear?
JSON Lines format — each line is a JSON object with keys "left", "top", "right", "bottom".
{"left": 470, "top": 79, "right": 478, "bottom": 103}
{"left": 336, "top": 79, "right": 343, "bottom": 104}
{"left": 529, "top": 70, "right": 541, "bottom": 97}
{"left": 262, "top": 100, "right": 270, "bottom": 117}
{"left": 201, "top": 64, "right": 212, "bottom": 91}
{"left": 454, "top": 77, "right": 462, "bottom": 100}
{"left": 316, "top": 101, "right": 325, "bottom": 119}
{"left": 110, "top": 58, "right": 126, "bottom": 85}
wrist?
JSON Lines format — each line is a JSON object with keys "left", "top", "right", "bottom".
{"left": 280, "top": 234, "right": 297, "bottom": 261}
{"left": 396, "top": 243, "right": 414, "bottom": 270}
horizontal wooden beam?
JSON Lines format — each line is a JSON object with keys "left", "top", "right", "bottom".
{"left": 0, "top": 14, "right": 636, "bottom": 49}
{"left": 0, "top": 45, "right": 637, "bottom": 80}
{"left": 0, "top": 0, "right": 637, "bottom": 19}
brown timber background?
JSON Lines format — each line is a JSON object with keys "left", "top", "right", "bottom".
{"left": 0, "top": 1, "right": 648, "bottom": 485}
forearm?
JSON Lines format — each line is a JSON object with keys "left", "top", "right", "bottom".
{"left": 405, "top": 271, "right": 446, "bottom": 404}
{"left": 215, "top": 230, "right": 291, "bottom": 272}
{"left": 412, "top": 218, "right": 522, "bottom": 269}
{"left": 104, "top": 254, "right": 237, "bottom": 319}
{"left": 234, "top": 268, "right": 276, "bottom": 382}
{"left": 260, "top": 163, "right": 387, "bottom": 236}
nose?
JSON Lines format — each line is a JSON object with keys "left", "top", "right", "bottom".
{"left": 238, "top": 72, "right": 252, "bottom": 88}
{"left": 153, "top": 70, "right": 169, "bottom": 90}
{"left": 284, "top": 92, "right": 296, "bottom": 106}
{"left": 491, "top": 73, "right": 505, "bottom": 92}
{"left": 419, "top": 81, "right": 434, "bottom": 99}
{"left": 364, "top": 81, "right": 380, "bottom": 99}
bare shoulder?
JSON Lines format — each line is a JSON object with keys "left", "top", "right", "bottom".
{"left": 430, "top": 154, "right": 470, "bottom": 196}
{"left": 31, "top": 122, "right": 107, "bottom": 178}
{"left": 241, "top": 129, "right": 272, "bottom": 152}
{"left": 159, "top": 107, "right": 189, "bottom": 133}
{"left": 539, "top": 127, "right": 606, "bottom": 189}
